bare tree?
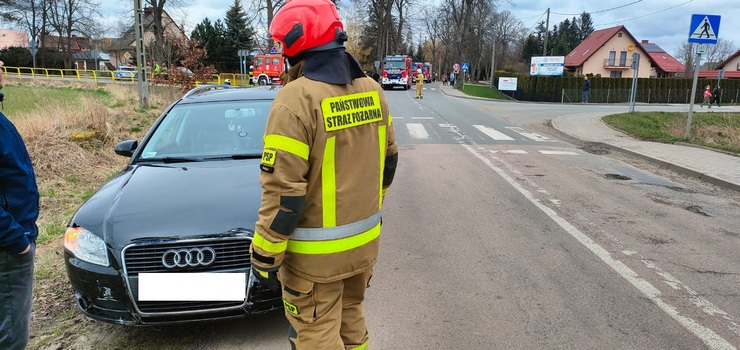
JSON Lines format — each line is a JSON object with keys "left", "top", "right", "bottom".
{"left": 47, "top": 0, "right": 102, "bottom": 68}
{"left": 675, "top": 38, "right": 737, "bottom": 73}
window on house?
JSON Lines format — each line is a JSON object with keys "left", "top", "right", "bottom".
{"left": 618, "top": 32, "right": 623, "bottom": 38}
{"left": 619, "top": 51, "right": 628, "bottom": 66}
{"left": 610, "top": 71, "right": 622, "bottom": 78}
{"left": 608, "top": 51, "right": 616, "bottom": 66}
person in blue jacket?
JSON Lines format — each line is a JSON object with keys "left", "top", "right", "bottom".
{"left": 0, "top": 111, "right": 39, "bottom": 350}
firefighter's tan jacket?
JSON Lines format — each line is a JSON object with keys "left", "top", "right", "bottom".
{"left": 251, "top": 61, "right": 398, "bottom": 283}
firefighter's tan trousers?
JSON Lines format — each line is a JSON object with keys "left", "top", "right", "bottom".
{"left": 279, "top": 267, "right": 373, "bottom": 350}
{"left": 416, "top": 84, "right": 423, "bottom": 98}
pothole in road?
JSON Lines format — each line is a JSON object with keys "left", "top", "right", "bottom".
{"left": 582, "top": 143, "right": 610, "bottom": 155}
{"left": 685, "top": 205, "right": 712, "bottom": 217}
{"left": 605, "top": 174, "right": 632, "bottom": 180}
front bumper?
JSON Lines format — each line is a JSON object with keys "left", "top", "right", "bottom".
{"left": 64, "top": 238, "right": 282, "bottom": 325}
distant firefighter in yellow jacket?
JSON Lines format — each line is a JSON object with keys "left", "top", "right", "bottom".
{"left": 249, "top": 0, "right": 399, "bottom": 349}
{"left": 415, "top": 68, "right": 424, "bottom": 99}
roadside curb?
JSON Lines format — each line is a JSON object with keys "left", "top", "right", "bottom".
{"left": 581, "top": 141, "right": 740, "bottom": 193}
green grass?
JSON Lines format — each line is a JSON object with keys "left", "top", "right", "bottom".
{"left": 603, "top": 112, "right": 740, "bottom": 154}
{"left": 462, "top": 84, "right": 512, "bottom": 100}
{"left": 0, "top": 83, "right": 111, "bottom": 116}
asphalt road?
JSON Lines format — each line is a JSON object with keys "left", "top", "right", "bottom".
{"left": 68, "top": 83, "right": 740, "bottom": 350}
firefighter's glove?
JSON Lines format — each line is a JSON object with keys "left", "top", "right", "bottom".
{"left": 252, "top": 265, "right": 280, "bottom": 292}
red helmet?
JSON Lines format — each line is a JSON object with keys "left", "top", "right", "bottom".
{"left": 269, "top": 0, "right": 346, "bottom": 58}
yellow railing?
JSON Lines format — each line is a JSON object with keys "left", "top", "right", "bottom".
{"left": 1, "top": 66, "right": 256, "bottom": 86}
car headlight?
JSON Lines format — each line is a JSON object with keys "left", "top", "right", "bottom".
{"left": 65, "top": 226, "right": 109, "bottom": 266}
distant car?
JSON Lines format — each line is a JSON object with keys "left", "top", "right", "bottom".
{"left": 114, "top": 65, "right": 138, "bottom": 80}
{"left": 63, "top": 86, "right": 283, "bottom": 325}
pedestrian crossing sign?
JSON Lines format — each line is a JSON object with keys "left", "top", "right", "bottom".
{"left": 688, "top": 14, "right": 720, "bottom": 44}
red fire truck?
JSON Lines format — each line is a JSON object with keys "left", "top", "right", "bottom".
{"left": 412, "top": 62, "right": 432, "bottom": 83}
{"left": 251, "top": 53, "right": 286, "bottom": 86}
{"left": 381, "top": 55, "right": 413, "bottom": 90}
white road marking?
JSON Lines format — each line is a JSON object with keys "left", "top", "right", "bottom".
{"left": 503, "top": 150, "right": 528, "bottom": 154}
{"left": 442, "top": 122, "right": 736, "bottom": 349}
{"left": 393, "top": 117, "right": 404, "bottom": 119}
{"left": 406, "top": 123, "right": 430, "bottom": 140}
{"left": 506, "top": 127, "right": 554, "bottom": 142}
{"left": 460, "top": 142, "right": 736, "bottom": 350}
{"left": 539, "top": 150, "right": 580, "bottom": 155}
{"left": 473, "top": 125, "right": 515, "bottom": 141}
{"left": 411, "top": 117, "right": 434, "bottom": 120}
{"left": 431, "top": 88, "right": 437, "bottom": 91}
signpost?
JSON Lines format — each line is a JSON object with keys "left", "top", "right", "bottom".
{"left": 452, "top": 62, "right": 460, "bottom": 73}
{"left": 628, "top": 53, "right": 640, "bottom": 113}
{"left": 238, "top": 49, "right": 250, "bottom": 86}
{"left": 28, "top": 37, "right": 38, "bottom": 69}
{"left": 685, "top": 14, "right": 721, "bottom": 138}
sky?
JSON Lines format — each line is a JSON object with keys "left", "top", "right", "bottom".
{"left": 101, "top": 0, "right": 738, "bottom": 59}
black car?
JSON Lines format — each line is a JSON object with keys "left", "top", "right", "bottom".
{"left": 63, "top": 86, "right": 283, "bottom": 325}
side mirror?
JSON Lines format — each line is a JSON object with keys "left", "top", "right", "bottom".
{"left": 114, "top": 140, "right": 138, "bottom": 157}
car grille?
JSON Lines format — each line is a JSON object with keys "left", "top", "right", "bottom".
{"left": 122, "top": 238, "right": 252, "bottom": 315}
{"left": 124, "top": 239, "right": 250, "bottom": 274}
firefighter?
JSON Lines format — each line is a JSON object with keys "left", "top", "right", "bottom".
{"left": 249, "top": 0, "right": 398, "bottom": 349}
{"left": 248, "top": 65, "right": 254, "bottom": 86}
{"left": 415, "top": 68, "right": 424, "bottom": 99}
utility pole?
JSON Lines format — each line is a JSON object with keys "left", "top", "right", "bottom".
{"left": 542, "top": 7, "right": 550, "bottom": 56}
{"left": 134, "top": 0, "right": 149, "bottom": 108}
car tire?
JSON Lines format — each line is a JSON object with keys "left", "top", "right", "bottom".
{"left": 258, "top": 77, "right": 268, "bottom": 86}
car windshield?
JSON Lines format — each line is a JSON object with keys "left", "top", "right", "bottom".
{"left": 119, "top": 66, "right": 135, "bottom": 71}
{"left": 136, "top": 100, "right": 271, "bottom": 161}
{"left": 384, "top": 61, "right": 406, "bottom": 70}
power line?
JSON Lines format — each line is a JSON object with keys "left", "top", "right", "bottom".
{"left": 551, "top": 0, "right": 643, "bottom": 16}
{"left": 525, "top": 10, "right": 548, "bottom": 34}
{"left": 595, "top": 0, "right": 695, "bottom": 27}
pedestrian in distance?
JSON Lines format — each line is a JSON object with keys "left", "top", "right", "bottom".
{"left": 0, "top": 111, "right": 40, "bottom": 350}
{"left": 248, "top": 65, "right": 255, "bottom": 86}
{"left": 713, "top": 85, "right": 722, "bottom": 107}
{"left": 701, "top": 85, "right": 712, "bottom": 108}
{"left": 582, "top": 76, "right": 591, "bottom": 104}
{"left": 415, "top": 68, "right": 424, "bottom": 99}
{"left": 249, "top": 0, "right": 398, "bottom": 349}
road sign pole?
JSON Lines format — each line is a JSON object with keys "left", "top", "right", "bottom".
{"left": 629, "top": 53, "right": 640, "bottom": 113}
{"left": 684, "top": 51, "right": 702, "bottom": 139}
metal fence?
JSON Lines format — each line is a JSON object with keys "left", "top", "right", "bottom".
{"left": 561, "top": 88, "right": 740, "bottom": 105}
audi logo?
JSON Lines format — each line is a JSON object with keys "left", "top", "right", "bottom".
{"left": 161, "top": 247, "right": 217, "bottom": 268}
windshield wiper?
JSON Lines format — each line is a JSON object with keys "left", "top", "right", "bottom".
{"left": 201, "top": 154, "right": 262, "bottom": 160}
{"left": 136, "top": 156, "right": 203, "bottom": 163}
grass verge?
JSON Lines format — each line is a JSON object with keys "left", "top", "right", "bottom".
{"left": 2, "top": 78, "right": 181, "bottom": 350}
{"left": 602, "top": 111, "right": 740, "bottom": 154}
{"left": 462, "top": 84, "right": 512, "bottom": 100}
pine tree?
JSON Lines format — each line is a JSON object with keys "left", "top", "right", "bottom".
{"left": 225, "top": 0, "right": 255, "bottom": 72}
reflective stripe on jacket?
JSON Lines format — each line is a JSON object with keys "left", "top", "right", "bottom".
{"left": 251, "top": 62, "right": 398, "bottom": 283}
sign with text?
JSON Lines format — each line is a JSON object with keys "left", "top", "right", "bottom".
{"left": 498, "top": 77, "right": 518, "bottom": 91}
{"left": 530, "top": 56, "right": 565, "bottom": 76}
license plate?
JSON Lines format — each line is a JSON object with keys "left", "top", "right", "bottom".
{"left": 138, "top": 273, "right": 246, "bottom": 301}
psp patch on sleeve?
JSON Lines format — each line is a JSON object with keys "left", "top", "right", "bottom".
{"left": 262, "top": 150, "right": 276, "bottom": 166}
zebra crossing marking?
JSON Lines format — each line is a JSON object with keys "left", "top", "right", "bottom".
{"left": 505, "top": 127, "right": 553, "bottom": 142}
{"left": 406, "top": 123, "right": 430, "bottom": 139}
{"left": 472, "top": 125, "right": 515, "bottom": 141}
{"left": 539, "top": 150, "right": 579, "bottom": 155}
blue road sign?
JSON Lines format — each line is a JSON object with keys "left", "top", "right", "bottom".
{"left": 461, "top": 62, "right": 469, "bottom": 72}
{"left": 688, "top": 14, "right": 720, "bottom": 44}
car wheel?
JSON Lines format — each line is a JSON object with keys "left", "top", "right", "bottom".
{"left": 258, "top": 77, "right": 268, "bottom": 86}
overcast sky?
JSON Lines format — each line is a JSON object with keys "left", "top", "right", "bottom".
{"left": 500, "top": 0, "right": 738, "bottom": 56}
{"left": 104, "top": 0, "right": 738, "bottom": 58}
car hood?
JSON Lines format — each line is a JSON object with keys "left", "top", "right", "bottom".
{"left": 71, "top": 160, "right": 264, "bottom": 250}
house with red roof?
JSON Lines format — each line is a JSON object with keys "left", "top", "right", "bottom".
{"left": 699, "top": 50, "right": 740, "bottom": 79}
{"left": 638, "top": 40, "right": 685, "bottom": 77}
{"left": 565, "top": 25, "right": 684, "bottom": 78}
